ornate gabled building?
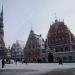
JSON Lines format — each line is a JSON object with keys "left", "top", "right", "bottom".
{"left": 24, "top": 29, "right": 46, "bottom": 63}
{"left": 0, "top": 6, "right": 7, "bottom": 59}
{"left": 47, "top": 19, "right": 75, "bottom": 62}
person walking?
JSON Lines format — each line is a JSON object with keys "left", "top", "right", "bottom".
{"left": 58, "top": 58, "right": 63, "bottom": 65}
{"left": 2, "top": 58, "right": 5, "bottom": 68}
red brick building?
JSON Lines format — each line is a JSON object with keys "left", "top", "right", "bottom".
{"left": 47, "top": 19, "right": 75, "bottom": 62}
{"left": 24, "top": 29, "right": 46, "bottom": 62}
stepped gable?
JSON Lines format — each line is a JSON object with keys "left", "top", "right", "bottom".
{"left": 47, "top": 19, "right": 75, "bottom": 46}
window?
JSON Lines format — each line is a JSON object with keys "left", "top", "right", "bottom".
{"left": 57, "top": 57, "right": 60, "bottom": 61}
{"left": 62, "top": 30, "right": 63, "bottom": 32}
{"left": 33, "top": 45, "right": 35, "bottom": 48}
{"left": 65, "top": 47, "right": 68, "bottom": 51}
{"left": 60, "top": 48, "right": 63, "bottom": 52}
{"left": 55, "top": 48, "right": 58, "bottom": 52}
{"left": 42, "top": 50, "right": 46, "bottom": 53}
{"left": 29, "top": 45, "right": 31, "bottom": 49}
{"left": 63, "top": 57, "right": 67, "bottom": 61}
{"left": 62, "top": 37, "right": 64, "bottom": 41}
{"left": 55, "top": 39, "right": 57, "bottom": 42}
{"left": 59, "top": 38, "right": 61, "bottom": 41}
{"left": 69, "top": 56, "right": 72, "bottom": 60}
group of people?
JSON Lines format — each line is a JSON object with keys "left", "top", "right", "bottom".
{"left": 0, "top": 58, "right": 63, "bottom": 68}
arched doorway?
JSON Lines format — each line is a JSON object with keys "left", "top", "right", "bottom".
{"left": 48, "top": 53, "right": 53, "bottom": 63}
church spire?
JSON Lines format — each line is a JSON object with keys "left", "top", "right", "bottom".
{"left": 30, "top": 24, "right": 34, "bottom": 36}
{"left": 0, "top": 5, "right": 4, "bottom": 28}
{"left": 1, "top": 5, "right": 3, "bottom": 18}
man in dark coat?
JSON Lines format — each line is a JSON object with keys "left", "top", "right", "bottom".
{"left": 59, "top": 58, "right": 63, "bottom": 65}
{"left": 2, "top": 59, "right": 5, "bottom": 68}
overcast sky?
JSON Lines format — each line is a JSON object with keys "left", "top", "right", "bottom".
{"left": 0, "top": 0, "right": 75, "bottom": 47}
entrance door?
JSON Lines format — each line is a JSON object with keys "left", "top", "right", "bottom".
{"left": 48, "top": 53, "right": 53, "bottom": 63}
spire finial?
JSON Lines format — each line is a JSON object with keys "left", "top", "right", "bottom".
{"left": 31, "top": 24, "right": 33, "bottom": 31}
{"left": 30, "top": 24, "right": 34, "bottom": 34}
{"left": 31, "top": 24, "right": 32, "bottom": 30}
{"left": 55, "top": 13, "right": 57, "bottom": 19}
{"left": 54, "top": 13, "right": 58, "bottom": 22}
{"left": 30, "top": 24, "right": 33, "bottom": 32}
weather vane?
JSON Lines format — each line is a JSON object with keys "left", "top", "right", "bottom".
{"left": 31, "top": 24, "right": 33, "bottom": 30}
{"left": 54, "top": 13, "right": 57, "bottom": 20}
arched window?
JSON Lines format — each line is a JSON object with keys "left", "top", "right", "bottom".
{"left": 28, "top": 45, "right": 31, "bottom": 49}
{"left": 57, "top": 57, "right": 60, "bottom": 61}
{"left": 60, "top": 48, "right": 63, "bottom": 52}
{"left": 63, "top": 56, "right": 67, "bottom": 61}
{"left": 65, "top": 47, "right": 68, "bottom": 51}
{"left": 55, "top": 48, "right": 58, "bottom": 52}
{"left": 69, "top": 56, "right": 72, "bottom": 60}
